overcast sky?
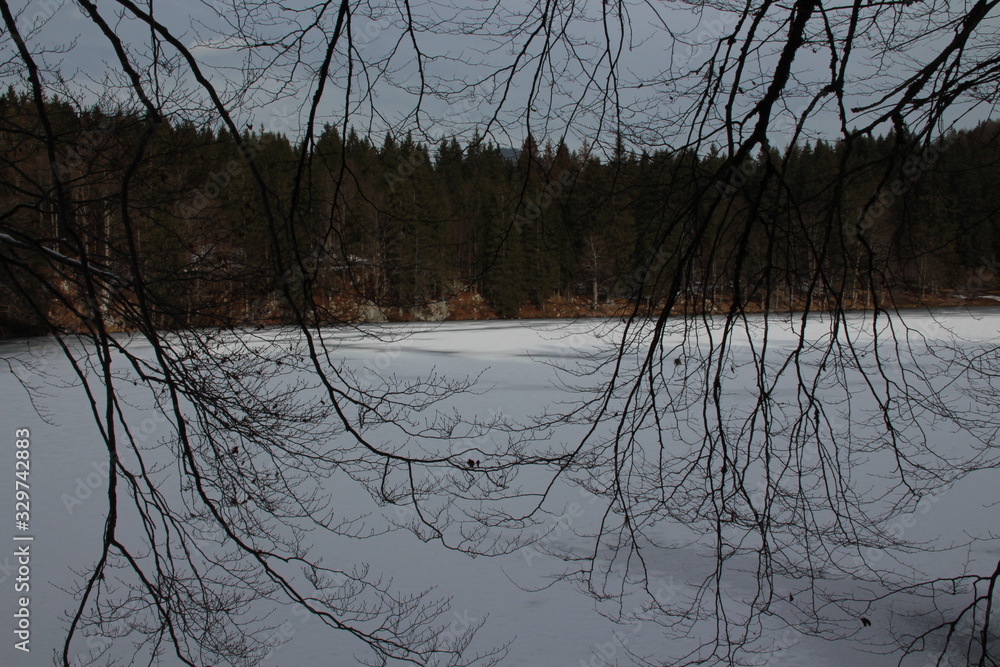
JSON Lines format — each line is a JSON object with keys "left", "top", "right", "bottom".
{"left": 5, "top": 0, "right": 998, "bottom": 155}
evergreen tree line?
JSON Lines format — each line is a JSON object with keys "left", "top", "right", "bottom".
{"left": 2, "top": 87, "right": 1000, "bottom": 336}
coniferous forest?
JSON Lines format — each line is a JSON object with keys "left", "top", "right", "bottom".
{"left": 2, "top": 87, "right": 1000, "bottom": 336}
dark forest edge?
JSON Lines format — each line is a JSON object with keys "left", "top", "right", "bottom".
{"left": 3, "top": 87, "right": 1000, "bottom": 338}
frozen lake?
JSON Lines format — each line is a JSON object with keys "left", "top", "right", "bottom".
{"left": 1, "top": 309, "right": 998, "bottom": 666}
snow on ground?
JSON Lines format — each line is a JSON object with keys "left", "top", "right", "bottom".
{"left": 0, "top": 308, "right": 998, "bottom": 666}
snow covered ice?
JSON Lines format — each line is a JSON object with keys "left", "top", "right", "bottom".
{"left": 1, "top": 309, "right": 998, "bottom": 666}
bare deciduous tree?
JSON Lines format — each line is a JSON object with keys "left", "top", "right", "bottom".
{"left": 2, "top": 0, "right": 1000, "bottom": 665}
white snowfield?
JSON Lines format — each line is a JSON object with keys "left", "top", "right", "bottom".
{"left": 0, "top": 307, "right": 997, "bottom": 666}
